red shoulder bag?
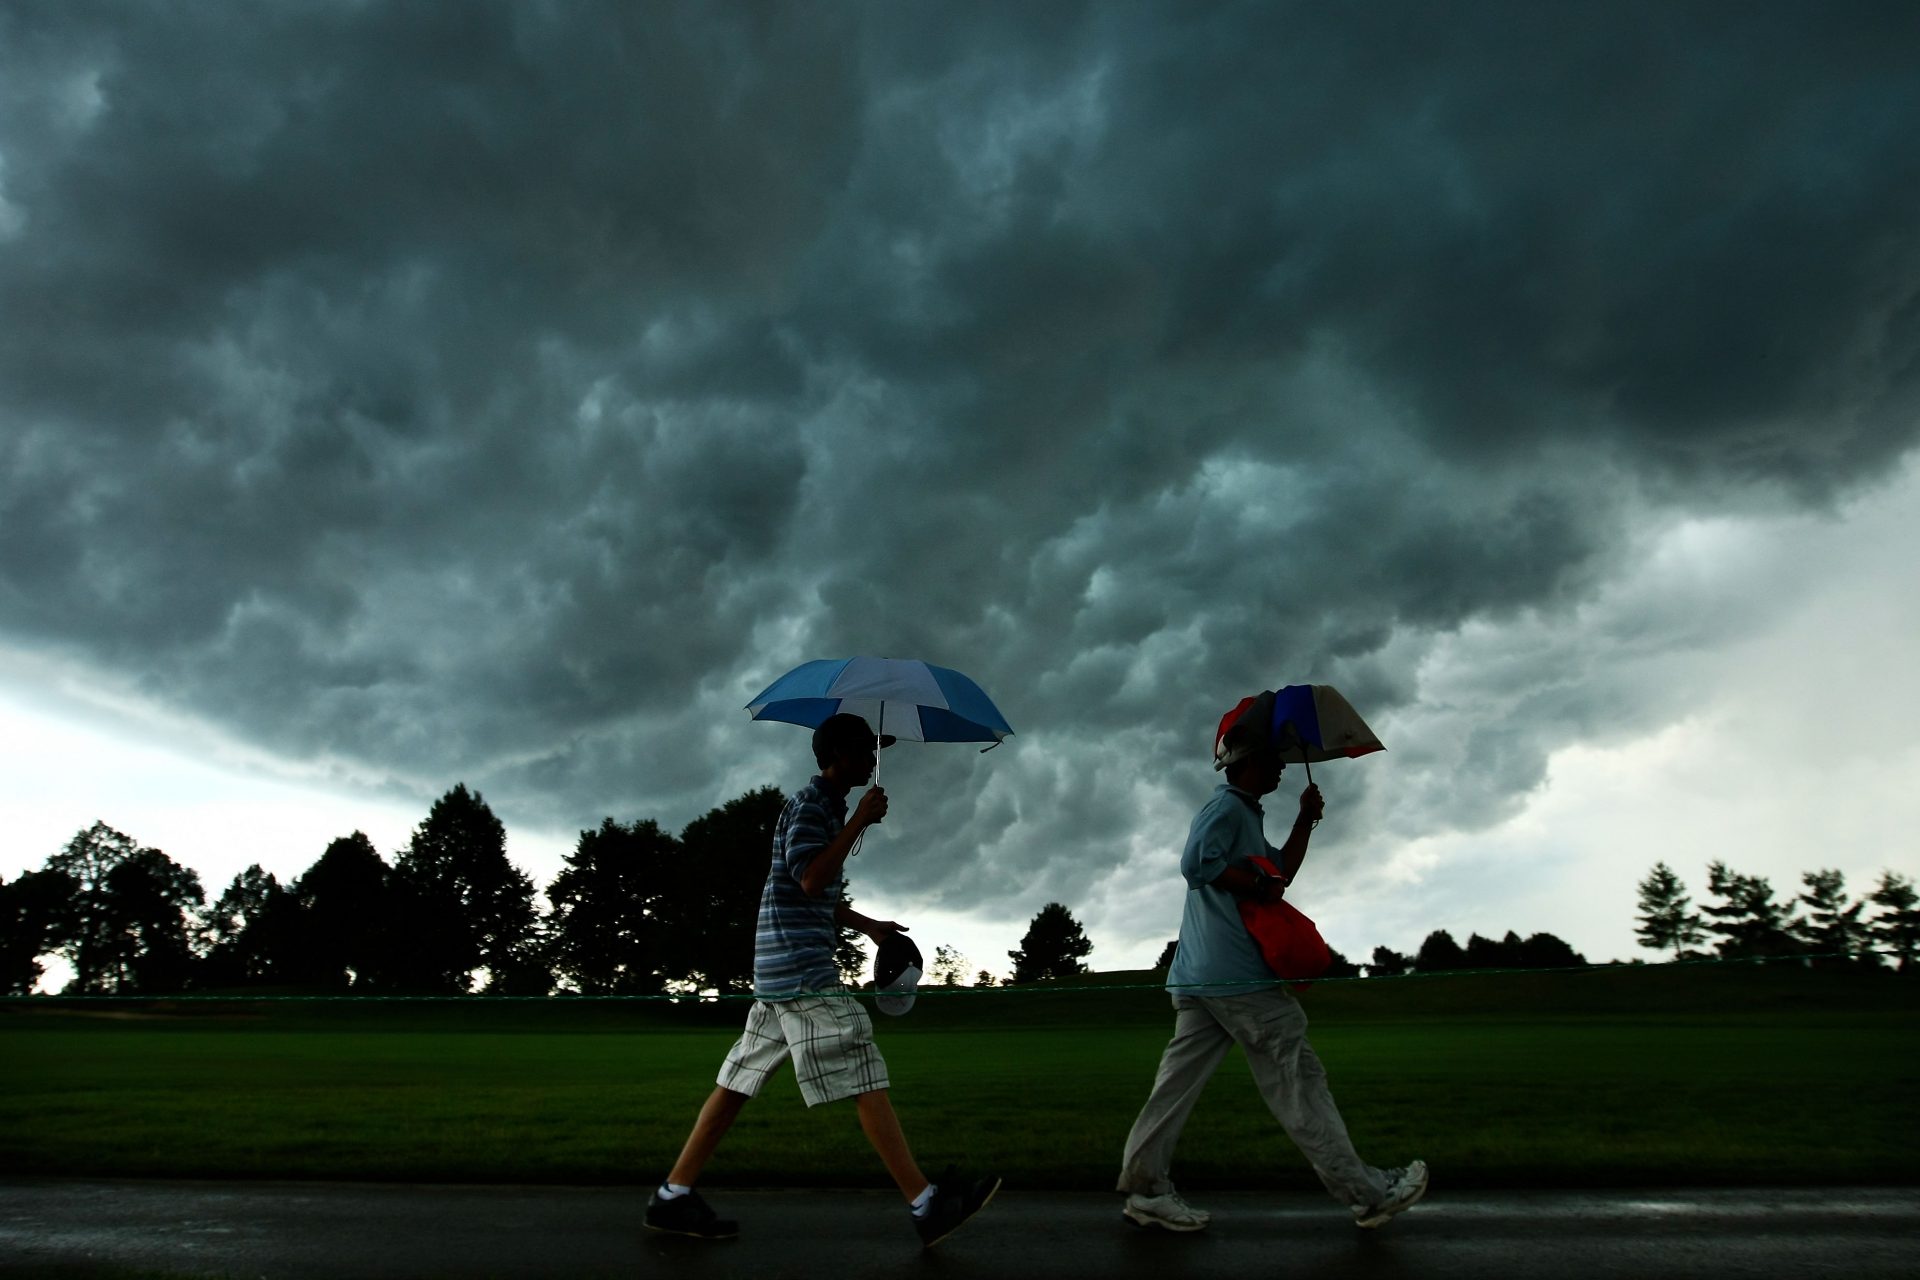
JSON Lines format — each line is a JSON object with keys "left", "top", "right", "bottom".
{"left": 1236, "top": 855, "right": 1332, "bottom": 982}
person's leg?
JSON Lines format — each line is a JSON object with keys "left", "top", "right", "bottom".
{"left": 666, "top": 1086, "right": 751, "bottom": 1187}
{"left": 646, "top": 1005, "right": 787, "bottom": 1239}
{"left": 667, "top": 1001, "right": 787, "bottom": 1187}
{"left": 1116, "top": 997, "right": 1236, "bottom": 1197}
{"left": 782, "top": 991, "right": 999, "bottom": 1247}
{"left": 778, "top": 993, "right": 925, "bottom": 1195}
{"left": 1209, "top": 990, "right": 1389, "bottom": 1208}
{"left": 855, "top": 1088, "right": 929, "bottom": 1200}
{"left": 856, "top": 1082, "right": 999, "bottom": 1248}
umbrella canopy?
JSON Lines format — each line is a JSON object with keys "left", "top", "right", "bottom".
{"left": 1214, "top": 684, "right": 1384, "bottom": 770}
{"left": 746, "top": 656, "right": 1014, "bottom": 746}
{"left": 1268, "top": 684, "right": 1384, "bottom": 762}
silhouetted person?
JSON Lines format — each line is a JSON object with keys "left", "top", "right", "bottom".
{"left": 645, "top": 713, "right": 999, "bottom": 1249}
{"left": 1116, "top": 702, "right": 1428, "bottom": 1232}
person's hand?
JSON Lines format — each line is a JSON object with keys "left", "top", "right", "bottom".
{"left": 1298, "top": 784, "right": 1325, "bottom": 823}
{"left": 1249, "top": 874, "right": 1285, "bottom": 904}
{"left": 866, "top": 920, "right": 908, "bottom": 940}
{"left": 854, "top": 785, "right": 888, "bottom": 828}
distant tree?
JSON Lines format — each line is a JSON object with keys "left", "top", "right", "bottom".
{"left": 289, "top": 832, "right": 396, "bottom": 990}
{"left": 1153, "top": 940, "right": 1178, "bottom": 972}
{"left": 1464, "top": 931, "right": 1521, "bottom": 968}
{"left": 1867, "top": 871, "right": 1920, "bottom": 971}
{"left": 1009, "top": 902, "right": 1093, "bottom": 983}
{"left": 830, "top": 875, "right": 874, "bottom": 986}
{"left": 44, "top": 821, "right": 142, "bottom": 992}
{"left": 1413, "top": 929, "right": 1465, "bottom": 973}
{"left": 485, "top": 942, "right": 557, "bottom": 996}
{"left": 834, "top": 915, "right": 867, "bottom": 987}
{"left": 391, "top": 784, "right": 539, "bottom": 994}
{"left": 1794, "top": 869, "right": 1869, "bottom": 963}
{"left": 1368, "top": 945, "right": 1410, "bottom": 977}
{"left": 98, "top": 848, "right": 205, "bottom": 994}
{"left": 670, "top": 787, "right": 785, "bottom": 993}
{"left": 546, "top": 818, "right": 677, "bottom": 995}
{"left": 1635, "top": 861, "right": 1705, "bottom": 959}
{"left": 974, "top": 970, "right": 998, "bottom": 988}
{"left": 1701, "top": 861, "right": 1799, "bottom": 960}
{"left": 0, "top": 869, "right": 76, "bottom": 995}
{"left": 1460, "top": 930, "right": 1585, "bottom": 970}
{"left": 39, "top": 824, "right": 202, "bottom": 993}
{"left": 1323, "top": 947, "right": 1361, "bottom": 979}
{"left": 1515, "top": 932, "right": 1587, "bottom": 968}
{"left": 201, "top": 864, "right": 295, "bottom": 987}
{"left": 931, "top": 945, "right": 968, "bottom": 986}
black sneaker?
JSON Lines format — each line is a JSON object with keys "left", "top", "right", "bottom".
{"left": 645, "top": 1187, "right": 739, "bottom": 1240}
{"left": 914, "top": 1167, "right": 1001, "bottom": 1249}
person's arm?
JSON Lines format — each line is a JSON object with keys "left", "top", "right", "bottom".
{"left": 795, "top": 786, "right": 888, "bottom": 898}
{"left": 1191, "top": 801, "right": 1277, "bottom": 901}
{"left": 1212, "top": 860, "right": 1280, "bottom": 901}
{"left": 1271, "top": 784, "right": 1325, "bottom": 883}
{"left": 1211, "top": 785, "right": 1326, "bottom": 903}
{"left": 835, "top": 900, "right": 907, "bottom": 941}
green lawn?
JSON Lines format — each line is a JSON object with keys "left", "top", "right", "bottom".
{"left": 2, "top": 965, "right": 1914, "bottom": 1189}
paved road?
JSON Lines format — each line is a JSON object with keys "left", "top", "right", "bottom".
{"left": 3, "top": 1180, "right": 1917, "bottom": 1279}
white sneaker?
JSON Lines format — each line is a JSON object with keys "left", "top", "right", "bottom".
{"left": 1123, "top": 1190, "right": 1211, "bottom": 1232}
{"left": 1352, "top": 1160, "right": 1428, "bottom": 1228}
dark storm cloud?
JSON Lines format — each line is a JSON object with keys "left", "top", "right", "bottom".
{"left": 3, "top": 3, "right": 1918, "bottom": 917}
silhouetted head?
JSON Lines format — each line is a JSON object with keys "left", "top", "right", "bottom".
{"left": 811, "top": 712, "right": 895, "bottom": 778}
{"left": 1225, "top": 744, "right": 1285, "bottom": 797}
{"left": 1213, "top": 691, "right": 1280, "bottom": 768}
{"left": 1214, "top": 694, "right": 1284, "bottom": 795}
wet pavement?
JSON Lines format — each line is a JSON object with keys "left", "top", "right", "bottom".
{"left": 2, "top": 1180, "right": 1917, "bottom": 1279}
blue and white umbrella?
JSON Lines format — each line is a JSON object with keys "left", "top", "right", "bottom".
{"left": 746, "top": 656, "right": 1014, "bottom": 754}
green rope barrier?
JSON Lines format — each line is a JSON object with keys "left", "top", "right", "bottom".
{"left": 0, "top": 949, "right": 1901, "bottom": 1003}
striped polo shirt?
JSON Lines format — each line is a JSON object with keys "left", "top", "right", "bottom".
{"left": 752, "top": 777, "right": 846, "bottom": 999}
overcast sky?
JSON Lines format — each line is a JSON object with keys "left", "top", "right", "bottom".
{"left": 4, "top": 2, "right": 1917, "bottom": 983}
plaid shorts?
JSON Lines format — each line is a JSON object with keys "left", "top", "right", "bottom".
{"left": 716, "top": 989, "right": 890, "bottom": 1107}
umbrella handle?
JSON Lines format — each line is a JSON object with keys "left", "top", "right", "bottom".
{"left": 1301, "top": 754, "right": 1320, "bottom": 829}
{"left": 848, "top": 704, "right": 882, "bottom": 858}
{"left": 1282, "top": 723, "right": 1321, "bottom": 826}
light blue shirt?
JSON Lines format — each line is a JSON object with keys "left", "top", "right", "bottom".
{"left": 1166, "top": 784, "right": 1279, "bottom": 995}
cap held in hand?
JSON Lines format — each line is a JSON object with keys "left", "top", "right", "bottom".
{"left": 873, "top": 932, "right": 924, "bottom": 1017}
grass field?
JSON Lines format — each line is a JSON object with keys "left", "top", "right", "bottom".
{"left": 3, "top": 965, "right": 1915, "bottom": 1190}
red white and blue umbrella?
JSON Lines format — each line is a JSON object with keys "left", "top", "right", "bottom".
{"left": 746, "top": 656, "right": 1014, "bottom": 759}
{"left": 1214, "top": 684, "right": 1384, "bottom": 785}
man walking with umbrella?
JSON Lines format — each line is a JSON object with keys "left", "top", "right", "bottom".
{"left": 1115, "top": 697, "right": 1428, "bottom": 1232}
{"left": 645, "top": 712, "right": 1000, "bottom": 1249}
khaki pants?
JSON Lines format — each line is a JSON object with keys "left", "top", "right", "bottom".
{"left": 1117, "top": 988, "right": 1389, "bottom": 1208}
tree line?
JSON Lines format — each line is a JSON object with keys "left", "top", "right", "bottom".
{"left": 1143, "top": 860, "right": 1920, "bottom": 980}
{"left": 0, "top": 783, "right": 869, "bottom": 997}
{"left": 1, "top": 783, "right": 1113, "bottom": 998}
{"left": 997, "top": 864, "right": 1920, "bottom": 982}
{"left": 7, "top": 789, "right": 1913, "bottom": 998}
{"left": 1148, "top": 927, "right": 1591, "bottom": 980}
{"left": 1635, "top": 860, "right": 1918, "bottom": 967}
